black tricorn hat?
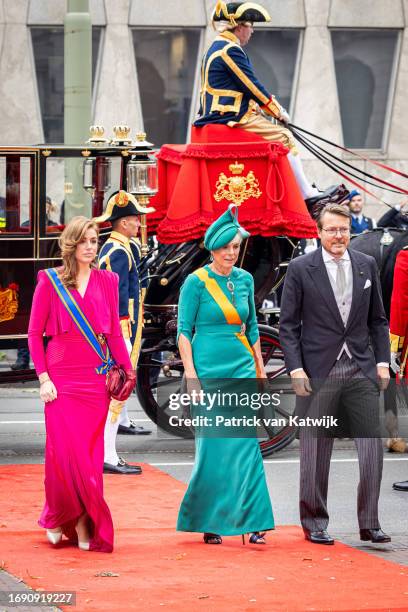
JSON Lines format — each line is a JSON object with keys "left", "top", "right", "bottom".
{"left": 93, "top": 190, "right": 155, "bottom": 224}
{"left": 212, "top": 1, "right": 271, "bottom": 25}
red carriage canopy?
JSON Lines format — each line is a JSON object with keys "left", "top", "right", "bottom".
{"left": 149, "top": 125, "right": 317, "bottom": 243}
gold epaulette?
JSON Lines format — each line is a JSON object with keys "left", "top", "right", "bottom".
{"left": 99, "top": 241, "right": 133, "bottom": 272}
{"left": 390, "top": 332, "right": 404, "bottom": 352}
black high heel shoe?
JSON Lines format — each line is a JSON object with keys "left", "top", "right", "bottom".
{"left": 203, "top": 532, "right": 222, "bottom": 544}
{"left": 249, "top": 532, "right": 266, "bottom": 544}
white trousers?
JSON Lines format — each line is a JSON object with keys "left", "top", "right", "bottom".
{"left": 104, "top": 338, "right": 133, "bottom": 465}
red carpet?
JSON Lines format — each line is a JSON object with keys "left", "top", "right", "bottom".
{"left": 0, "top": 464, "right": 407, "bottom": 611}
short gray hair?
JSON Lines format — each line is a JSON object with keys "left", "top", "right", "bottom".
{"left": 318, "top": 203, "right": 351, "bottom": 230}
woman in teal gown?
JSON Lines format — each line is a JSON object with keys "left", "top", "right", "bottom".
{"left": 176, "top": 205, "right": 274, "bottom": 544}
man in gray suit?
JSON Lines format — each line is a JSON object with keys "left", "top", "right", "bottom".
{"left": 280, "top": 203, "right": 391, "bottom": 545}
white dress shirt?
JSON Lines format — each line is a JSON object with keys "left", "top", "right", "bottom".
{"left": 290, "top": 248, "right": 388, "bottom": 374}
{"left": 322, "top": 247, "right": 352, "bottom": 360}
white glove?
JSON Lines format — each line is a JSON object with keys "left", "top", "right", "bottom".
{"left": 125, "top": 338, "right": 133, "bottom": 355}
{"left": 390, "top": 352, "right": 401, "bottom": 374}
{"left": 279, "top": 108, "right": 290, "bottom": 125}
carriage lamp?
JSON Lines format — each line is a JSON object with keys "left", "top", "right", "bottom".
{"left": 83, "top": 157, "right": 111, "bottom": 193}
{"left": 126, "top": 132, "right": 158, "bottom": 197}
{"left": 127, "top": 132, "right": 158, "bottom": 256}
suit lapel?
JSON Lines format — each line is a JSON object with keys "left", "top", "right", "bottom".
{"left": 306, "top": 248, "right": 344, "bottom": 329}
{"left": 345, "top": 249, "right": 369, "bottom": 330}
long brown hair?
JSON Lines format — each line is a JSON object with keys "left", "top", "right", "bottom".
{"left": 58, "top": 216, "right": 99, "bottom": 288}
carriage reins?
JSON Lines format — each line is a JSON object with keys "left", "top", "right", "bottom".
{"left": 287, "top": 122, "right": 408, "bottom": 209}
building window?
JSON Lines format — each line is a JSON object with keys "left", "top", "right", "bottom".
{"left": 331, "top": 29, "right": 400, "bottom": 149}
{"left": 31, "top": 27, "right": 103, "bottom": 143}
{"left": 132, "top": 29, "right": 201, "bottom": 146}
{"left": 246, "top": 29, "right": 301, "bottom": 113}
{"left": 0, "top": 157, "right": 32, "bottom": 234}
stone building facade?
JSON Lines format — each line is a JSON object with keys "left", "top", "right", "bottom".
{"left": 1, "top": 0, "right": 408, "bottom": 218}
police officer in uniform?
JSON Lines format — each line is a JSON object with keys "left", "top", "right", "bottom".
{"left": 197, "top": 1, "right": 337, "bottom": 206}
{"left": 345, "top": 190, "right": 376, "bottom": 234}
{"left": 94, "top": 190, "right": 154, "bottom": 474}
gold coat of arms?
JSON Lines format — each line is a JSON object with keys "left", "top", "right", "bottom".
{"left": 0, "top": 283, "right": 19, "bottom": 323}
{"left": 214, "top": 161, "right": 262, "bottom": 207}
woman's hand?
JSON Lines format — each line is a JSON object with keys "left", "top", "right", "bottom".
{"left": 40, "top": 379, "right": 58, "bottom": 403}
{"left": 186, "top": 375, "right": 202, "bottom": 398}
{"left": 257, "top": 364, "right": 268, "bottom": 379}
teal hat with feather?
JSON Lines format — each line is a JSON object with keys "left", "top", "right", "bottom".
{"left": 204, "top": 205, "right": 250, "bottom": 250}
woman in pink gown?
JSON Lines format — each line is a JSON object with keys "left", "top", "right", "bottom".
{"left": 28, "top": 216, "right": 133, "bottom": 552}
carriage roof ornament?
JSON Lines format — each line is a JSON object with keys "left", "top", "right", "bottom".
{"left": 87, "top": 125, "right": 109, "bottom": 144}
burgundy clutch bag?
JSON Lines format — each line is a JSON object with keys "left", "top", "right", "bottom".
{"left": 106, "top": 365, "right": 135, "bottom": 402}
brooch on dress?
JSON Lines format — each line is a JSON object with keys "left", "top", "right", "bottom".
{"left": 226, "top": 278, "right": 235, "bottom": 305}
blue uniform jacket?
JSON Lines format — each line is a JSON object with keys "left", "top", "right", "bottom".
{"left": 195, "top": 31, "right": 282, "bottom": 127}
{"left": 129, "top": 237, "right": 148, "bottom": 291}
{"left": 351, "top": 216, "right": 375, "bottom": 234}
{"left": 98, "top": 231, "right": 141, "bottom": 341}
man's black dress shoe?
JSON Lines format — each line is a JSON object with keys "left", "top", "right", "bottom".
{"left": 303, "top": 529, "right": 334, "bottom": 545}
{"left": 360, "top": 528, "right": 391, "bottom": 543}
{"left": 11, "top": 359, "right": 29, "bottom": 371}
{"left": 393, "top": 480, "right": 408, "bottom": 491}
{"left": 11, "top": 348, "right": 30, "bottom": 370}
{"left": 118, "top": 419, "right": 152, "bottom": 435}
{"left": 103, "top": 457, "right": 142, "bottom": 475}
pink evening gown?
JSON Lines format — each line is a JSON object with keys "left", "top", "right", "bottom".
{"left": 28, "top": 268, "right": 132, "bottom": 552}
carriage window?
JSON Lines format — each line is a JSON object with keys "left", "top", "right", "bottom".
{"left": 132, "top": 28, "right": 201, "bottom": 146}
{"left": 331, "top": 29, "right": 400, "bottom": 149}
{"left": 31, "top": 27, "right": 103, "bottom": 143}
{"left": 45, "top": 156, "right": 123, "bottom": 233}
{"left": 246, "top": 29, "right": 301, "bottom": 113}
{"left": 0, "top": 157, "right": 32, "bottom": 234}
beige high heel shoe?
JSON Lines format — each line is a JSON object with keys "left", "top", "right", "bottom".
{"left": 75, "top": 514, "right": 90, "bottom": 550}
{"left": 46, "top": 529, "right": 62, "bottom": 545}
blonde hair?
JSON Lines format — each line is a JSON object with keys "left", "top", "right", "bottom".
{"left": 59, "top": 216, "right": 99, "bottom": 288}
{"left": 318, "top": 203, "right": 351, "bottom": 230}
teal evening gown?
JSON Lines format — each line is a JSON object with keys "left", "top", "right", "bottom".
{"left": 176, "top": 265, "right": 274, "bottom": 536}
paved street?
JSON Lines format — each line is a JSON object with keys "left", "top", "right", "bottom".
{"left": 1, "top": 384, "right": 407, "bottom": 566}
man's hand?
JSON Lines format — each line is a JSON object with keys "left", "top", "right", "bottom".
{"left": 377, "top": 365, "right": 390, "bottom": 390}
{"left": 290, "top": 369, "right": 312, "bottom": 396}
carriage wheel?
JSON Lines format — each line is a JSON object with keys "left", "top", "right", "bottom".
{"left": 258, "top": 325, "right": 297, "bottom": 456}
{"left": 136, "top": 326, "right": 296, "bottom": 456}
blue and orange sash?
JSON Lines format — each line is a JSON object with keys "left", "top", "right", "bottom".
{"left": 44, "top": 268, "right": 114, "bottom": 374}
{"left": 193, "top": 268, "right": 257, "bottom": 365}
